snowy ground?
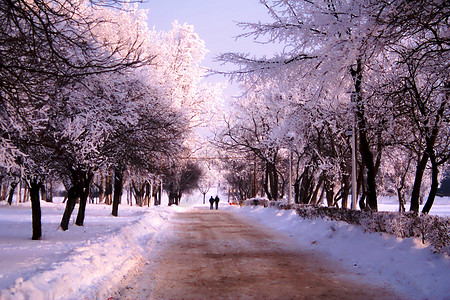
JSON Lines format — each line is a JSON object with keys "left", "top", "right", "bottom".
{"left": 0, "top": 195, "right": 448, "bottom": 299}
{"left": 0, "top": 200, "right": 185, "bottom": 299}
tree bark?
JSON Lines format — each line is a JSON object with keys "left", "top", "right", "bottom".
{"left": 156, "top": 182, "right": 162, "bottom": 206}
{"left": 144, "top": 181, "right": 150, "bottom": 206}
{"left": 341, "top": 173, "right": 350, "bottom": 209}
{"left": 60, "top": 184, "right": 79, "bottom": 231}
{"left": 325, "top": 182, "right": 334, "bottom": 207}
{"left": 299, "top": 168, "right": 314, "bottom": 204}
{"left": 351, "top": 59, "right": 378, "bottom": 211}
{"left": 293, "top": 178, "right": 300, "bottom": 204}
{"left": 397, "top": 187, "right": 406, "bottom": 212}
{"left": 112, "top": 167, "right": 124, "bottom": 217}
{"left": 168, "top": 190, "right": 177, "bottom": 206}
{"left": 75, "top": 171, "right": 93, "bottom": 226}
{"left": 132, "top": 179, "right": 144, "bottom": 206}
{"left": 410, "top": 152, "right": 429, "bottom": 213}
{"left": 105, "top": 172, "right": 113, "bottom": 205}
{"left": 61, "top": 169, "right": 85, "bottom": 230}
{"left": 29, "top": 179, "right": 42, "bottom": 240}
{"left": 1, "top": 180, "right": 8, "bottom": 201}
{"left": 7, "top": 182, "right": 18, "bottom": 205}
{"left": 422, "top": 153, "right": 439, "bottom": 214}
{"left": 99, "top": 172, "right": 105, "bottom": 203}
{"left": 410, "top": 94, "right": 446, "bottom": 212}
{"left": 310, "top": 175, "right": 324, "bottom": 205}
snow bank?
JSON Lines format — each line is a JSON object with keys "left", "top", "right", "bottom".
{"left": 225, "top": 205, "right": 450, "bottom": 300}
{"left": 0, "top": 203, "right": 184, "bottom": 300}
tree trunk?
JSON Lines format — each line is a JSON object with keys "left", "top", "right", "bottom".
{"left": 270, "top": 162, "right": 279, "bottom": 201}
{"left": 132, "top": 179, "right": 144, "bottom": 207}
{"left": 22, "top": 184, "right": 29, "bottom": 202}
{"left": 99, "top": 172, "right": 105, "bottom": 203}
{"left": 18, "top": 181, "right": 22, "bottom": 203}
{"left": 7, "top": 182, "right": 17, "bottom": 205}
{"left": 175, "top": 192, "right": 182, "bottom": 205}
{"left": 29, "top": 179, "right": 42, "bottom": 240}
{"left": 168, "top": 190, "right": 176, "bottom": 206}
{"left": 112, "top": 167, "right": 124, "bottom": 217}
{"left": 40, "top": 184, "right": 47, "bottom": 201}
{"left": 341, "top": 174, "right": 350, "bottom": 209}
{"left": 144, "top": 181, "right": 150, "bottom": 206}
{"left": 310, "top": 176, "right": 324, "bottom": 205}
{"left": 293, "top": 178, "right": 300, "bottom": 204}
{"left": 1, "top": 180, "right": 8, "bottom": 201}
{"left": 263, "top": 162, "right": 272, "bottom": 200}
{"left": 397, "top": 187, "right": 405, "bottom": 212}
{"left": 410, "top": 152, "right": 429, "bottom": 213}
{"left": 76, "top": 172, "right": 93, "bottom": 226}
{"left": 156, "top": 182, "right": 162, "bottom": 206}
{"left": 422, "top": 153, "right": 439, "bottom": 214}
{"left": 61, "top": 168, "right": 87, "bottom": 230}
{"left": 325, "top": 182, "right": 334, "bottom": 207}
{"left": 49, "top": 181, "right": 53, "bottom": 202}
{"left": 410, "top": 98, "right": 445, "bottom": 212}
{"left": 60, "top": 185, "right": 79, "bottom": 231}
{"left": 351, "top": 59, "right": 378, "bottom": 211}
{"left": 299, "top": 167, "right": 314, "bottom": 204}
{"left": 105, "top": 172, "right": 113, "bottom": 205}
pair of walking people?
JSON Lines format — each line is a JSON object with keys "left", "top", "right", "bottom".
{"left": 209, "top": 196, "right": 220, "bottom": 210}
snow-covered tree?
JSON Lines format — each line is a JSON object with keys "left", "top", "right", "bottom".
{"left": 0, "top": 0, "right": 153, "bottom": 238}
{"left": 216, "top": 0, "right": 448, "bottom": 212}
{"left": 371, "top": 0, "right": 449, "bottom": 212}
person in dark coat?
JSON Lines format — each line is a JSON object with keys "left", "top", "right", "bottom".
{"left": 214, "top": 195, "right": 220, "bottom": 210}
{"left": 209, "top": 196, "right": 214, "bottom": 210}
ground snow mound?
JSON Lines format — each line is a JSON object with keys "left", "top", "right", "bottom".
{"left": 0, "top": 208, "right": 174, "bottom": 300}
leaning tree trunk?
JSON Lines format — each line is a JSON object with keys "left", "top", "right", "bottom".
{"left": 397, "top": 187, "right": 406, "bottom": 212}
{"left": 112, "top": 167, "right": 124, "bottom": 217}
{"left": 60, "top": 185, "right": 79, "bottom": 231}
{"left": 422, "top": 153, "right": 439, "bottom": 214}
{"left": 310, "top": 175, "right": 324, "bottom": 205}
{"left": 410, "top": 97, "right": 445, "bottom": 212}
{"left": 410, "top": 152, "right": 429, "bottom": 213}
{"left": 29, "top": 179, "right": 42, "bottom": 240}
{"left": 76, "top": 172, "right": 93, "bottom": 226}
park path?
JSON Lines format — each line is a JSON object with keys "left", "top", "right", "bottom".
{"left": 113, "top": 208, "right": 401, "bottom": 299}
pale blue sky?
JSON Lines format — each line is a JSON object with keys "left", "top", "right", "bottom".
{"left": 140, "top": 0, "right": 280, "bottom": 88}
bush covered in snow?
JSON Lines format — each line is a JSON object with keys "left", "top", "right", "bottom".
{"left": 241, "top": 198, "right": 449, "bottom": 255}
{"left": 242, "top": 198, "right": 270, "bottom": 207}
{"left": 292, "top": 205, "right": 450, "bottom": 255}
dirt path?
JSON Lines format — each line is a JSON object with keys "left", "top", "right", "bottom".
{"left": 113, "top": 208, "right": 401, "bottom": 299}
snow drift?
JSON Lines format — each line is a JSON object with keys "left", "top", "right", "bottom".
{"left": 0, "top": 203, "right": 181, "bottom": 300}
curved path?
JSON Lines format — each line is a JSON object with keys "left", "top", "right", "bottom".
{"left": 113, "top": 208, "right": 401, "bottom": 299}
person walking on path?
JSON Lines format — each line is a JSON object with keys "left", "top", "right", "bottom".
{"left": 214, "top": 196, "right": 220, "bottom": 210}
{"left": 209, "top": 196, "right": 214, "bottom": 210}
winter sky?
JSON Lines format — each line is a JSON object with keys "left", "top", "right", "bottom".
{"left": 141, "top": 0, "right": 282, "bottom": 93}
